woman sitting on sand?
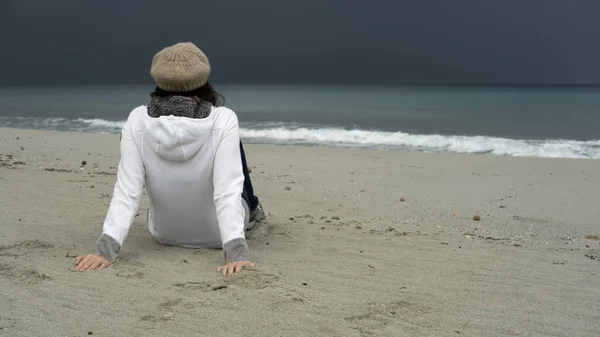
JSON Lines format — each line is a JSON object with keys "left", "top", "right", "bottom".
{"left": 75, "top": 42, "right": 265, "bottom": 275}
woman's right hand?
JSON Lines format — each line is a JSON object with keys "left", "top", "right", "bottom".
{"left": 75, "top": 254, "right": 112, "bottom": 271}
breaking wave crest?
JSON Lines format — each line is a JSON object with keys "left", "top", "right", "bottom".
{"left": 1, "top": 117, "right": 598, "bottom": 159}
{"left": 240, "top": 126, "right": 599, "bottom": 159}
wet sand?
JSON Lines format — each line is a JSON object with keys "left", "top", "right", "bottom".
{"left": 1, "top": 127, "right": 599, "bottom": 337}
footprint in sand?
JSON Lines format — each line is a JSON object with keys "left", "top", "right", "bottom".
{"left": 114, "top": 269, "right": 144, "bottom": 279}
{"left": 115, "top": 270, "right": 144, "bottom": 279}
{"left": 0, "top": 154, "right": 26, "bottom": 170}
{"left": 0, "top": 262, "right": 51, "bottom": 283}
{"left": 141, "top": 297, "right": 195, "bottom": 322}
{"left": 140, "top": 314, "right": 172, "bottom": 322}
{"left": 222, "top": 269, "right": 279, "bottom": 289}
{"left": 112, "top": 263, "right": 144, "bottom": 279}
{"left": 158, "top": 298, "right": 184, "bottom": 311}
{"left": 585, "top": 249, "right": 599, "bottom": 261}
{"left": 270, "top": 287, "right": 326, "bottom": 310}
{"left": 112, "top": 257, "right": 146, "bottom": 279}
{"left": 345, "top": 300, "right": 432, "bottom": 336}
{"left": 0, "top": 240, "right": 54, "bottom": 258}
{"left": 245, "top": 221, "right": 274, "bottom": 240}
{"left": 172, "top": 281, "right": 229, "bottom": 292}
{"left": 0, "top": 316, "right": 19, "bottom": 332}
{"left": 171, "top": 270, "right": 280, "bottom": 292}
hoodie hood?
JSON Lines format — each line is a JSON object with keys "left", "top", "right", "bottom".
{"left": 141, "top": 96, "right": 215, "bottom": 162}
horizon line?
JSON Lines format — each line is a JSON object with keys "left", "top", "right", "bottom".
{"left": 1, "top": 81, "right": 600, "bottom": 88}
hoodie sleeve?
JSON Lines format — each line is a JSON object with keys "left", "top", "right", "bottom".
{"left": 95, "top": 120, "right": 145, "bottom": 262}
{"left": 213, "top": 111, "right": 249, "bottom": 263}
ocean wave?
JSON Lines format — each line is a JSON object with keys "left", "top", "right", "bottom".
{"left": 240, "top": 126, "right": 600, "bottom": 159}
{"left": 74, "top": 118, "right": 125, "bottom": 132}
{"left": 0, "top": 117, "right": 125, "bottom": 133}
{"left": 1, "top": 117, "right": 598, "bottom": 159}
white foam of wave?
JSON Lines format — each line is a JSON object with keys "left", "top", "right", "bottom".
{"left": 240, "top": 127, "right": 600, "bottom": 159}
{"left": 0, "top": 117, "right": 125, "bottom": 133}
{"left": 2, "top": 117, "right": 598, "bottom": 159}
{"left": 74, "top": 118, "right": 125, "bottom": 132}
{"left": 0, "top": 117, "right": 71, "bottom": 129}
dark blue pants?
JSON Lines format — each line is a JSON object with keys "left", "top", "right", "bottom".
{"left": 240, "top": 141, "right": 259, "bottom": 212}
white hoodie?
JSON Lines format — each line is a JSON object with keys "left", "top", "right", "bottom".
{"left": 97, "top": 104, "right": 248, "bottom": 262}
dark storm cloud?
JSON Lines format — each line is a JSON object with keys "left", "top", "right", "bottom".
{"left": 1, "top": 0, "right": 599, "bottom": 85}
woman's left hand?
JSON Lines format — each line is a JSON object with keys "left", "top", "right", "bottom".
{"left": 218, "top": 261, "right": 255, "bottom": 275}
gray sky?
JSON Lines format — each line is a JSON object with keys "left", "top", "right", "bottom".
{"left": 1, "top": 0, "right": 599, "bottom": 85}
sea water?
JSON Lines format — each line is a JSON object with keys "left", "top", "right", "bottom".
{"left": 0, "top": 84, "right": 598, "bottom": 159}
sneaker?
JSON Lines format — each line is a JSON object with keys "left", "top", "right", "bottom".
{"left": 247, "top": 201, "right": 267, "bottom": 231}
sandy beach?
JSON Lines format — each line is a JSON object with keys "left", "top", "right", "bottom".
{"left": 0, "top": 127, "right": 599, "bottom": 337}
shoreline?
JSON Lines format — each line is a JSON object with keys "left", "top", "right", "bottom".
{"left": 1, "top": 126, "right": 598, "bottom": 161}
{"left": 1, "top": 127, "right": 599, "bottom": 336}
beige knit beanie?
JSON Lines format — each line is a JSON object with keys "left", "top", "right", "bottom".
{"left": 150, "top": 42, "right": 211, "bottom": 92}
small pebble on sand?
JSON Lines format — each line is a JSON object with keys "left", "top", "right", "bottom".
{"left": 81, "top": 160, "right": 87, "bottom": 166}
{"left": 400, "top": 197, "right": 406, "bottom": 202}
{"left": 473, "top": 215, "right": 481, "bottom": 221}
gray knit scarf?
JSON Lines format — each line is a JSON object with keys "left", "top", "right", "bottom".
{"left": 147, "top": 96, "right": 212, "bottom": 119}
